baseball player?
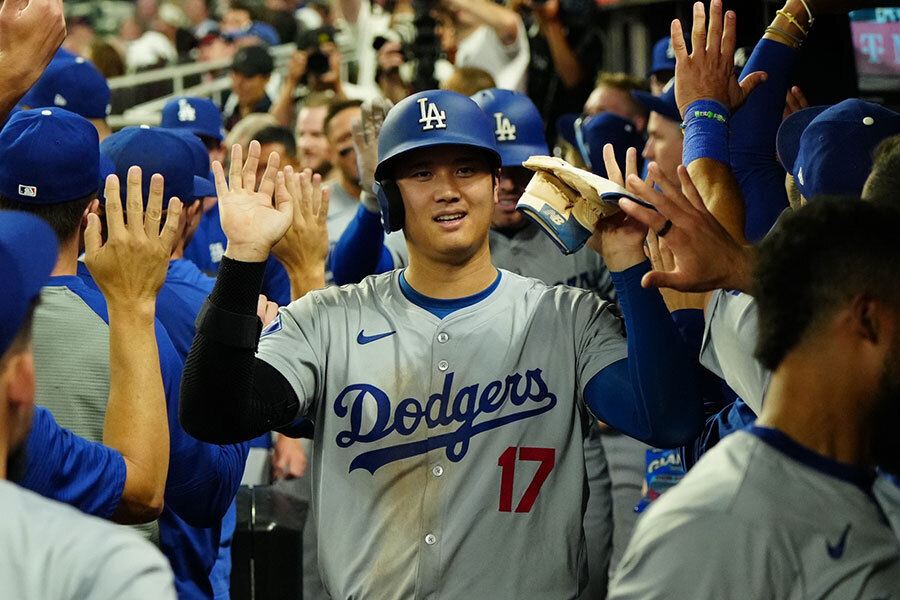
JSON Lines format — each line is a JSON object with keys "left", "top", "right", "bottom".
{"left": 609, "top": 197, "right": 900, "bottom": 599}
{"left": 331, "top": 89, "right": 655, "bottom": 581}
{"left": 0, "top": 210, "right": 177, "bottom": 600}
{"left": 180, "top": 89, "right": 703, "bottom": 599}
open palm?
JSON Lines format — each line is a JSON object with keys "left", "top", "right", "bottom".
{"left": 213, "top": 141, "right": 293, "bottom": 263}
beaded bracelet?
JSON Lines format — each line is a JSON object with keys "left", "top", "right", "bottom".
{"left": 796, "top": 0, "right": 815, "bottom": 27}
{"left": 766, "top": 25, "right": 804, "bottom": 48}
{"left": 776, "top": 8, "right": 808, "bottom": 37}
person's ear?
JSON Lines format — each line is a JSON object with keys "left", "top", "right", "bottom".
{"left": 3, "top": 351, "right": 35, "bottom": 412}
{"left": 492, "top": 168, "right": 501, "bottom": 205}
{"left": 851, "top": 295, "right": 885, "bottom": 347}
{"left": 188, "top": 199, "right": 203, "bottom": 225}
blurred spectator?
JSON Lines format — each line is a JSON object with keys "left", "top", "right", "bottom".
{"left": 62, "top": 16, "right": 96, "bottom": 58}
{"left": 583, "top": 72, "right": 650, "bottom": 132}
{"left": 514, "top": 0, "right": 603, "bottom": 141}
{"left": 88, "top": 40, "right": 126, "bottom": 79}
{"left": 254, "top": 125, "right": 300, "bottom": 183}
{"left": 221, "top": 2, "right": 255, "bottom": 34}
{"left": 438, "top": 0, "right": 530, "bottom": 92}
{"left": 294, "top": 92, "right": 336, "bottom": 177}
{"left": 223, "top": 45, "right": 275, "bottom": 130}
{"left": 125, "top": 3, "right": 188, "bottom": 70}
{"left": 183, "top": 0, "right": 218, "bottom": 39}
{"left": 439, "top": 65, "right": 495, "bottom": 96}
{"left": 224, "top": 113, "right": 280, "bottom": 167}
{"left": 197, "top": 30, "right": 238, "bottom": 63}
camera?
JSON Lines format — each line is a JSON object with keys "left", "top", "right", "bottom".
{"left": 295, "top": 26, "right": 336, "bottom": 77}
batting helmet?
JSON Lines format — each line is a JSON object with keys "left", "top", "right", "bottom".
{"left": 374, "top": 90, "right": 501, "bottom": 233}
{"left": 470, "top": 88, "right": 549, "bottom": 167}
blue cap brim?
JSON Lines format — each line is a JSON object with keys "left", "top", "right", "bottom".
{"left": 0, "top": 212, "right": 58, "bottom": 353}
{"left": 194, "top": 175, "right": 216, "bottom": 199}
{"left": 632, "top": 90, "right": 681, "bottom": 122}
{"left": 556, "top": 114, "right": 578, "bottom": 147}
{"left": 776, "top": 105, "right": 829, "bottom": 173}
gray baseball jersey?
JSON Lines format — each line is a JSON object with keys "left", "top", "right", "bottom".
{"left": 609, "top": 428, "right": 900, "bottom": 599}
{"left": 875, "top": 474, "right": 900, "bottom": 542}
{"left": 257, "top": 269, "right": 627, "bottom": 600}
{"left": 699, "top": 289, "right": 770, "bottom": 414}
{"left": 380, "top": 223, "right": 615, "bottom": 299}
{"left": 0, "top": 480, "right": 176, "bottom": 599}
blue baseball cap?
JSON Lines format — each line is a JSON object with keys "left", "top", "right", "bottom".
{"left": 777, "top": 99, "right": 900, "bottom": 199}
{"left": 165, "top": 129, "right": 217, "bottom": 198}
{"left": 470, "top": 88, "right": 549, "bottom": 167}
{"left": 20, "top": 55, "right": 110, "bottom": 120}
{"left": 375, "top": 90, "right": 501, "bottom": 181}
{"left": 632, "top": 81, "right": 681, "bottom": 123}
{"left": 226, "top": 22, "right": 281, "bottom": 47}
{"left": 0, "top": 211, "right": 58, "bottom": 355}
{"left": 100, "top": 126, "right": 212, "bottom": 206}
{"left": 649, "top": 37, "right": 676, "bottom": 77}
{"left": 0, "top": 108, "right": 100, "bottom": 204}
{"left": 160, "top": 97, "right": 226, "bottom": 141}
{"left": 575, "top": 113, "right": 645, "bottom": 178}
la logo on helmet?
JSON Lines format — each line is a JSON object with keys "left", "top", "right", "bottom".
{"left": 178, "top": 99, "right": 197, "bottom": 122}
{"left": 493, "top": 113, "right": 516, "bottom": 142}
{"left": 417, "top": 98, "right": 447, "bottom": 131}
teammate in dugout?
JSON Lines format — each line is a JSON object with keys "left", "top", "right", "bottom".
{"left": 180, "top": 90, "right": 702, "bottom": 598}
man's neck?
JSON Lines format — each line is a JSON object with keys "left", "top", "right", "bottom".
{"left": 404, "top": 238, "right": 497, "bottom": 299}
{"left": 50, "top": 234, "right": 81, "bottom": 277}
{"left": 756, "top": 349, "right": 872, "bottom": 468}
{"left": 340, "top": 175, "right": 362, "bottom": 200}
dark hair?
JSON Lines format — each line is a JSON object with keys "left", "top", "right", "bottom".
{"left": 323, "top": 99, "right": 363, "bottom": 138}
{"left": 752, "top": 198, "right": 900, "bottom": 370}
{"left": 255, "top": 125, "right": 297, "bottom": 159}
{"left": 0, "top": 191, "right": 96, "bottom": 242}
{"left": 863, "top": 134, "right": 900, "bottom": 206}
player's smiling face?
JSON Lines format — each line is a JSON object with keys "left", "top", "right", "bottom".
{"left": 394, "top": 144, "right": 497, "bottom": 261}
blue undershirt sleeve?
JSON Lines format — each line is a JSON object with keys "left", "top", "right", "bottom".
{"left": 332, "top": 205, "right": 391, "bottom": 285}
{"left": 730, "top": 39, "right": 798, "bottom": 242}
{"left": 19, "top": 407, "right": 127, "bottom": 519}
{"left": 584, "top": 262, "right": 703, "bottom": 448}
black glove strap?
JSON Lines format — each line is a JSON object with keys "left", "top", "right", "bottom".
{"left": 195, "top": 299, "right": 263, "bottom": 350}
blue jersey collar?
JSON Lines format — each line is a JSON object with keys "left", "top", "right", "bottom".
{"left": 399, "top": 269, "right": 502, "bottom": 319}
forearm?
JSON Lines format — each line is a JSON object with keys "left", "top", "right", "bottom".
{"left": 269, "top": 80, "right": 298, "bottom": 128}
{"left": 180, "top": 258, "right": 301, "bottom": 444}
{"left": 286, "top": 264, "right": 327, "bottom": 301}
{"left": 586, "top": 262, "right": 702, "bottom": 448}
{"left": 730, "top": 38, "right": 798, "bottom": 241}
{"left": 452, "top": 0, "right": 519, "bottom": 43}
{"left": 104, "top": 303, "right": 168, "bottom": 523}
{"left": 540, "top": 20, "right": 583, "bottom": 89}
{"left": 686, "top": 159, "right": 747, "bottom": 244}
{"left": 332, "top": 204, "right": 387, "bottom": 284}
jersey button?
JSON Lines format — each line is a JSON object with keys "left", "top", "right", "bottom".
{"left": 437, "top": 332, "right": 449, "bottom": 343}
{"left": 432, "top": 465, "right": 443, "bottom": 477}
{"left": 437, "top": 360, "right": 449, "bottom": 371}
{"left": 424, "top": 534, "right": 437, "bottom": 545}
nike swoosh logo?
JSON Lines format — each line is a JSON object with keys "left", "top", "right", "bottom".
{"left": 827, "top": 523, "right": 852, "bottom": 559}
{"left": 357, "top": 330, "right": 396, "bottom": 345}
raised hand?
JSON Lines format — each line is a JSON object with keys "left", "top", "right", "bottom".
{"left": 586, "top": 145, "right": 649, "bottom": 271}
{"left": 352, "top": 97, "right": 393, "bottom": 196}
{"left": 0, "top": 0, "right": 66, "bottom": 115}
{"left": 620, "top": 163, "right": 754, "bottom": 293}
{"left": 214, "top": 141, "right": 292, "bottom": 263}
{"left": 272, "top": 167, "right": 331, "bottom": 300}
{"left": 271, "top": 434, "right": 308, "bottom": 480}
{"left": 672, "top": 0, "right": 767, "bottom": 117}
{"left": 84, "top": 167, "right": 182, "bottom": 314}
{"left": 646, "top": 229, "right": 709, "bottom": 311}
{"left": 782, "top": 85, "right": 809, "bottom": 121}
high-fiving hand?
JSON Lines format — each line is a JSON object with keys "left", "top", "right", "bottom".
{"left": 672, "top": 0, "right": 767, "bottom": 117}
{"left": 215, "top": 141, "right": 292, "bottom": 263}
{"left": 352, "top": 98, "right": 393, "bottom": 196}
{"left": 84, "top": 167, "right": 182, "bottom": 312}
{"left": 272, "top": 166, "right": 331, "bottom": 291}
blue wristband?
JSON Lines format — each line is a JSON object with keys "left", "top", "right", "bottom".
{"left": 682, "top": 99, "right": 731, "bottom": 166}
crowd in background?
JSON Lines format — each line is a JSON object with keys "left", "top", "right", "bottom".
{"left": 1, "top": 0, "right": 900, "bottom": 598}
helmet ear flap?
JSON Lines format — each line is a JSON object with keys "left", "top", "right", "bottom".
{"left": 373, "top": 180, "right": 405, "bottom": 233}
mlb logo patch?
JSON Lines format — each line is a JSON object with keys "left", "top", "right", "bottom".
{"left": 18, "top": 185, "right": 37, "bottom": 197}
{"left": 261, "top": 313, "right": 283, "bottom": 338}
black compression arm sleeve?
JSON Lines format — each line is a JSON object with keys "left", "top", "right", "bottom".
{"left": 180, "top": 257, "right": 301, "bottom": 445}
